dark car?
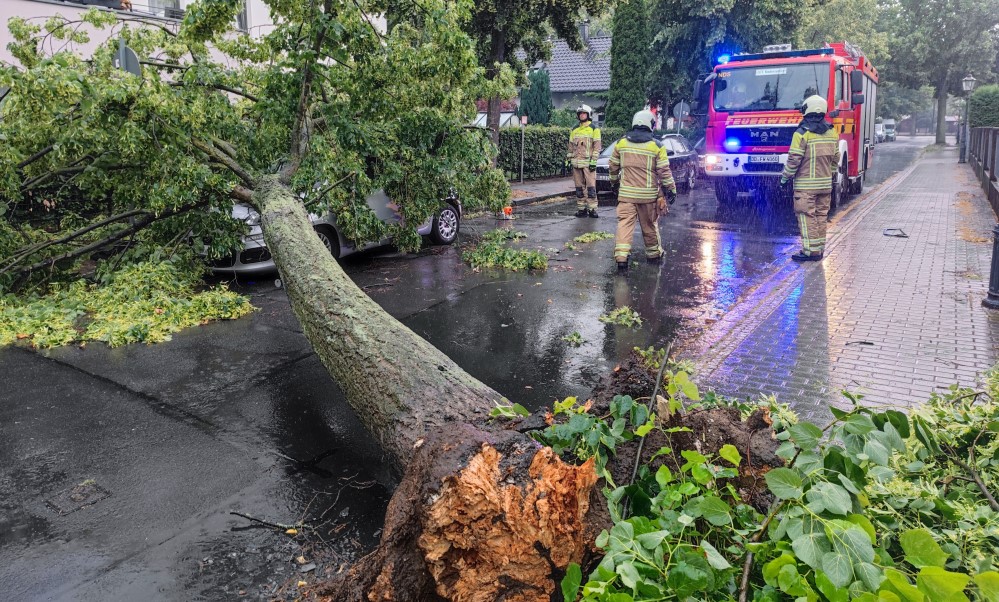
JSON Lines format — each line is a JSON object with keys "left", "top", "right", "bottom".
{"left": 595, "top": 134, "right": 698, "bottom": 198}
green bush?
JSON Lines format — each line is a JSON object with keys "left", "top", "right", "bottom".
{"left": 969, "top": 85, "right": 999, "bottom": 129}
{"left": 497, "top": 125, "right": 625, "bottom": 181}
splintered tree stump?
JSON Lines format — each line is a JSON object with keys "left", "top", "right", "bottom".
{"left": 318, "top": 424, "right": 599, "bottom": 602}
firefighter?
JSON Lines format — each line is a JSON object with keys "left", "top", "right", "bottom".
{"left": 566, "top": 104, "right": 602, "bottom": 217}
{"left": 780, "top": 95, "right": 839, "bottom": 261}
{"left": 609, "top": 109, "right": 676, "bottom": 272}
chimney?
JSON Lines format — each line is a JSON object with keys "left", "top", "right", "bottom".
{"left": 578, "top": 20, "right": 590, "bottom": 46}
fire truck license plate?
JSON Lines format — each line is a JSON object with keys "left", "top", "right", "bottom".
{"left": 748, "top": 155, "right": 780, "bottom": 163}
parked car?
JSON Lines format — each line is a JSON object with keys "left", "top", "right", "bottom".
{"left": 595, "top": 133, "right": 699, "bottom": 198}
{"left": 875, "top": 123, "right": 885, "bottom": 143}
{"left": 692, "top": 136, "right": 706, "bottom": 176}
{"left": 209, "top": 190, "right": 461, "bottom": 275}
{"left": 883, "top": 119, "right": 897, "bottom": 142}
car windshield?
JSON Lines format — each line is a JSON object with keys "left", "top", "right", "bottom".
{"left": 600, "top": 141, "right": 619, "bottom": 158}
{"left": 713, "top": 63, "right": 830, "bottom": 113}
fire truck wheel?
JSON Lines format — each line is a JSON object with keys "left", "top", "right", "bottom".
{"left": 830, "top": 158, "right": 846, "bottom": 210}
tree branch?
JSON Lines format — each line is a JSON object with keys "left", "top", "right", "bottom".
{"left": 169, "top": 81, "right": 259, "bottom": 102}
{"left": 286, "top": 0, "right": 333, "bottom": 178}
{"left": 946, "top": 447, "right": 999, "bottom": 512}
{"left": 0, "top": 208, "right": 151, "bottom": 273}
{"left": 191, "top": 139, "right": 255, "bottom": 188}
{"left": 231, "top": 185, "right": 254, "bottom": 203}
{"left": 17, "top": 145, "right": 54, "bottom": 169}
{"left": 4, "top": 203, "right": 207, "bottom": 278}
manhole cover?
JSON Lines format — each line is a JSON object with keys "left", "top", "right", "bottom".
{"left": 46, "top": 480, "right": 110, "bottom": 515}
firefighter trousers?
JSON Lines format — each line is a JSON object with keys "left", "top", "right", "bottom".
{"left": 614, "top": 201, "right": 662, "bottom": 261}
{"left": 793, "top": 190, "right": 831, "bottom": 255}
{"left": 572, "top": 167, "right": 597, "bottom": 210}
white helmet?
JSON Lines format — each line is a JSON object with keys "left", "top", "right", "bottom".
{"left": 576, "top": 104, "right": 593, "bottom": 120}
{"left": 801, "top": 95, "right": 828, "bottom": 116}
{"left": 632, "top": 109, "right": 655, "bottom": 130}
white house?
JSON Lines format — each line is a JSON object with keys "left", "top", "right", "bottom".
{"left": 0, "top": 0, "right": 279, "bottom": 65}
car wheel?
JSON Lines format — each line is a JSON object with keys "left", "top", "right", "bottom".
{"left": 430, "top": 205, "right": 460, "bottom": 245}
{"left": 315, "top": 225, "right": 341, "bottom": 259}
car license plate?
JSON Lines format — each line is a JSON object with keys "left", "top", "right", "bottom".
{"left": 748, "top": 155, "right": 780, "bottom": 163}
{"left": 596, "top": 174, "right": 610, "bottom": 181}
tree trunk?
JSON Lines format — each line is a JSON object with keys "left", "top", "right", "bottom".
{"left": 251, "top": 175, "right": 502, "bottom": 469}
{"left": 935, "top": 85, "right": 948, "bottom": 145}
{"left": 250, "top": 177, "right": 785, "bottom": 601}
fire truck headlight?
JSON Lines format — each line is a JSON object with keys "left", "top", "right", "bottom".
{"left": 724, "top": 138, "right": 741, "bottom": 152}
{"left": 705, "top": 155, "right": 720, "bottom": 165}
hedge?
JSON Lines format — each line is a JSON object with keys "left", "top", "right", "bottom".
{"left": 969, "top": 84, "right": 999, "bottom": 129}
{"left": 498, "top": 125, "right": 625, "bottom": 180}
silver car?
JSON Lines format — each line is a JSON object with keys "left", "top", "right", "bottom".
{"left": 209, "top": 190, "right": 461, "bottom": 274}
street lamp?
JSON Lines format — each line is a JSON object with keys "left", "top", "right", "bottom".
{"left": 959, "top": 74, "right": 977, "bottom": 163}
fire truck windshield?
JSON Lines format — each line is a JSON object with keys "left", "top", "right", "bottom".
{"left": 713, "top": 63, "right": 830, "bottom": 113}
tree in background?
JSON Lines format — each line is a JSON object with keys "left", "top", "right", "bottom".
{"left": 796, "top": 0, "right": 890, "bottom": 63}
{"left": 605, "top": 0, "right": 651, "bottom": 129}
{"left": 877, "top": 82, "right": 934, "bottom": 130}
{"left": 880, "top": 0, "right": 999, "bottom": 143}
{"left": 463, "top": 0, "right": 610, "bottom": 147}
{"left": 517, "top": 69, "right": 554, "bottom": 125}
{"left": 969, "top": 84, "right": 999, "bottom": 128}
{"left": 647, "top": 0, "right": 801, "bottom": 109}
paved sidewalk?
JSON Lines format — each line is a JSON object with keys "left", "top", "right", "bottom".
{"left": 688, "top": 146, "right": 999, "bottom": 422}
{"left": 509, "top": 176, "right": 574, "bottom": 206}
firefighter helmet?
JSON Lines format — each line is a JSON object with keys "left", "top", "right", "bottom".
{"left": 576, "top": 104, "right": 593, "bottom": 120}
{"left": 801, "top": 95, "right": 828, "bottom": 116}
{"left": 632, "top": 109, "right": 656, "bottom": 130}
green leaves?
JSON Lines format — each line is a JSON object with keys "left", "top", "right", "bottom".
{"left": 899, "top": 529, "right": 949, "bottom": 568}
{"left": 765, "top": 467, "right": 804, "bottom": 500}
{"left": 807, "top": 482, "right": 853, "bottom": 515}
{"left": 788, "top": 422, "right": 823, "bottom": 450}
{"left": 916, "top": 567, "right": 970, "bottom": 602}
{"left": 718, "top": 444, "right": 741, "bottom": 467}
{"left": 790, "top": 531, "right": 830, "bottom": 569}
{"left": 561, "top": 563, "right": 582, "bottom": 601}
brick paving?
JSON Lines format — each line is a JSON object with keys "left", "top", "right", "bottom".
{"left": 689, "top": 147, "right": 999, "bottom": 423}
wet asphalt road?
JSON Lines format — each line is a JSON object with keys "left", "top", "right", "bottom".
{"left": 0, "top": 136, "right": 931, "bottom": 600}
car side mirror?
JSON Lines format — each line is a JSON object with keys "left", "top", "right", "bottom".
{"left": 852, "top": 93, "right": 865, "bottom": 105}
{"left": 666, "top": 150, "right": 676, "bottom": 156}
{"left": 850, "top": 70, "right": 863, "bottom": 93}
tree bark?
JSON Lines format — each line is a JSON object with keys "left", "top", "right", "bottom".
{"left": 935, "top": 82, "right": 948, "bottom": 145}
{"left": 251, "top": 175, "right": 503, "bottom": 469}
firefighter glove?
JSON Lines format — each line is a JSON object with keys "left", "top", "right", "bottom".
{"left": 588, "top": 162, "right": 596, "bottom": 172}
{"left": 565, "top": 159, "right": 572, "bottom": 168}
{"left": 779, "top": 177, "right": 789, "bottom": 186}
{"left": 665, "top": 188, "right": 677, "bottom": 205}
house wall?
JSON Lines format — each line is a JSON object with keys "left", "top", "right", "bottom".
{"left": 0, "top": 0, "right": 277, "bottom": 64}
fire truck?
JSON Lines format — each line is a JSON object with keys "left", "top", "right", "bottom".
{"left": 695, "top": 42, "right": 879, "bottom": 206}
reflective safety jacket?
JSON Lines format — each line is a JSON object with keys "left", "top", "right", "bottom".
{"left": 609, "top": 132, "right": 675, "bottom": 204}
{"left": 781, "top": 124, "right": 839, "bottom": 192}
{"left": 567, "top": 121, "right": 602, "bottom": 168}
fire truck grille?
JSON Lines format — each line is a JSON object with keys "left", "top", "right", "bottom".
{"left": 726, "top": 125, "right": 797, "bottom": 148}
{"left": 743, "top": 162, "right": 784, "bottom": 172}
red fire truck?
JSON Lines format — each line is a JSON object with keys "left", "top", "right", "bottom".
{"left": 695, "top": 42, "right": 879, "bottom": 206}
